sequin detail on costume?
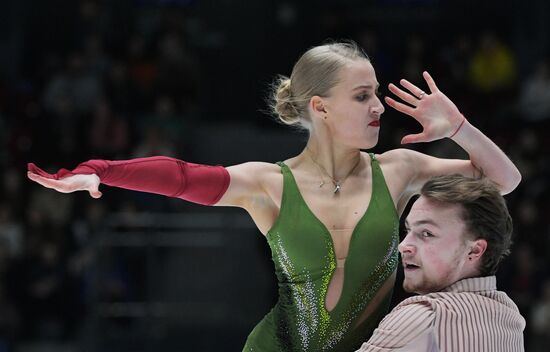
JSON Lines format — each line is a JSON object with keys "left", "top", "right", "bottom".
{"left": 318, "top": 239, "right": 336, "bottom": 341}
{"left": 272, "top": 232, "right": 336, "bottom": 351}
{"left": 322, "top": 230, "right": 399, "bottom": 350}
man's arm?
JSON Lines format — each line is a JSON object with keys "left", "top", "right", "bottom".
{"left": 357, "top": 301, "right": 435, "bottom": 352}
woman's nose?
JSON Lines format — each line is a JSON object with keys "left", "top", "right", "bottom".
{"left": 372, "top": 96, "right": 385, "bottom": 115}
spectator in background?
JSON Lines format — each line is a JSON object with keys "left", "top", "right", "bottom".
{"left": 154, "top": 31, "right": 199, "bottom": 112}
{"left": 88, "top": 98, "right": 131, "bottom": 159}
{"left": 12, "top": 239, "right": 81, "bottom": 340}
{"left": 469, "top": 31, "right": 517, "bottom": 93}
{"left": 42, "top": 52, "right": 103, "bottom": 158}
{"left": 0, "top": 203, "right": 23, "bottom": 259}
{"left": 356, "top": 29, "right": 394, "bottom": 85}
{"left": 517, "top": 59, "right": 550, "bottom": 123}
{"left": 0, "top": 239, "right": 20, "bottom": 352}
{"left": 126, "top": 34, "right": 157, "bottom": 110}
{"left": 402, "top": 34, "right": 426, "bottom": 84}
{"left": 136, "top": 96, "right": 184, "bottom": 153}
{"left": 505, "top": 243, "right": 543, "bottom": 348}
{"left": 43, "top": 52, "right": 103, "bottom": 117}
{"left": 531, "top": 279, "right": 550, "bottom": 352}
{"left": 437, "top": 34, "right": 474, "bottom": 112}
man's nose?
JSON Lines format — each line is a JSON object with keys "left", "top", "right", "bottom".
{"left": 398, "top": 235, "right": 415, "bottom": 255}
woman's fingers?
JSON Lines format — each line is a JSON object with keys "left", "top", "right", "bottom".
{"left": 384, "top": 96, "right": 415, "bottom": 116}
{"left": 89, "top": 188, "right": 102, "bottom": 199}
{"left": 27, "top": 163, "right": 57, "bottom": 179}
{"left": 399, "top": 79, "right": 425, "bottom": 99}
{"left": 388, "top": 83, "right": 420, "bottom": 107}
{"left": 27, "top": 172, "right": 70, "bottom": 192}
{"left": 422, "top": 71, "right": 439, "bottom": 93}
{"left": 28, "top": 167, "right": 100, "bottom": 198}
{"left": 401, "top": 132, "right": 428, "bottom": 144}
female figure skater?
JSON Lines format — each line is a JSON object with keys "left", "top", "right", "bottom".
{"left": 27, "top": 42, "right": 520, "bottom": 351}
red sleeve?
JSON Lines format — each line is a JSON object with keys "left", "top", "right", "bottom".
{"left": 27, "top": 156, "right": 230, "bottom": 206}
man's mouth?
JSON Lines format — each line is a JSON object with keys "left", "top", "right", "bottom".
{"left": 404, "top": 263, "right": 420, "bottom": 271}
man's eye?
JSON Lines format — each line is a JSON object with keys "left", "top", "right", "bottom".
{"left": 421, "top": 231, "right": 433, "bottom": 238}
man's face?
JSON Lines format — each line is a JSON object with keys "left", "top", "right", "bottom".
{"left": 399, "top": 196, "right": 472, "bottom": 294}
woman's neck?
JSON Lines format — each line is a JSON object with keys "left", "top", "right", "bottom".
{"left": 303, "top": 138, "right": 362, "bottom": 182}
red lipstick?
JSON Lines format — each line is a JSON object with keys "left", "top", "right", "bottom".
{"left": 368, "top": 120, "right": 380, "bottom": 127}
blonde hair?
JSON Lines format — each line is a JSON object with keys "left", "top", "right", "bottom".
{"left": 270, "top": 41, "right": 370, "bottom": 131}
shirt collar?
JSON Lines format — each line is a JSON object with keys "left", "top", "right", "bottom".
{"left": 442, "top": 276, "right": 496, "bottom": 293}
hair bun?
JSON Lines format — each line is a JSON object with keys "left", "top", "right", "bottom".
{"left": 271, "top": 77, "right": 301, "bottom": 126}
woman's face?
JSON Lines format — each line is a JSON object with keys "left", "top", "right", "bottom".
{"left": 321, "top": 59, "right": 384, "bottom": 149}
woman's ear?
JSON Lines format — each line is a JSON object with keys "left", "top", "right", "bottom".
{"left": 310, "top": 96, "right": 328, "bottom": 120}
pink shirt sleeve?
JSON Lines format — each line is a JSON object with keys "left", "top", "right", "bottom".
{"left": 356, "top": 301, "right": 435, "bottom": 352}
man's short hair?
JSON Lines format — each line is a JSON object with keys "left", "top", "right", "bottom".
{"left": 420, "top": 174, "right": 513, "bottom": 276}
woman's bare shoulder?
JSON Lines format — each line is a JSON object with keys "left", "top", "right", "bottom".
{"left": 375, "top": 148, "right": 416, "bottom": 167}
{"left": 225, "top": 161, "right": 283, "bottom": 193}
{"left": 373, "top": 149, "right": 420, "bottom": 188}
{"left": 226, "top": 161, "right": 281, "bottom": 179}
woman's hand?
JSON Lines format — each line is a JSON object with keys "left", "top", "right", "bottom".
{"left": 385, "top": 71, "right": 465, "bottom": 144}
{"left": 27, "top": 170, "right": 102, "bottom": 198}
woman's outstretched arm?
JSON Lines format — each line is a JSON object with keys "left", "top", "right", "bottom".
{"left": 27, "top": 157, "right": 268, "bottom": 207}
{"left": 28, "top": 158, "right": 280, "bottom": 234}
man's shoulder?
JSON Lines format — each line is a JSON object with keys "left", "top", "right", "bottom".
{"left": 382, "top": 295, "right": 437, "bottom": 325}
{"left": 393, "top": 291, "right": 465, "bottom": 315}
{"left": 397, "top": 288, "right": 521, "bottom": 317}
{"left": 395, "top": 294, "right": 439, "bottom": 310}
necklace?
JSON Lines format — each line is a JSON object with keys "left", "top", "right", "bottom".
{"left": 305, "top": 147, "right": 361, "bottom": 194}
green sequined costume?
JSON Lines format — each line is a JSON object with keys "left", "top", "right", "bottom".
{"left": 243, "top": 153, "right": 399, "bottom": 352}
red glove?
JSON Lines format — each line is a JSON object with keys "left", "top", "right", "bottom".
{"left": 27, "top": 156, "right": 230, "bottom": 206}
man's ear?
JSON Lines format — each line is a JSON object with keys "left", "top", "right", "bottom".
{"left": 310, "top": 96, "right": 328, "bottom": 120}
{"left": 468, "top": 239, "right": 487, "bottom": 261}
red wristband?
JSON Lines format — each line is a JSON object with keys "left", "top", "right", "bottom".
{"left": 449, "top": 115, "right": 466, "bottom": 139}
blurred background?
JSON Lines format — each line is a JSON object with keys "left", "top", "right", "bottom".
{"left": 1, "top": 0, "right": 549, "bottom": 351}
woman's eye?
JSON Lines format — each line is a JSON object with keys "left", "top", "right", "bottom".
{"left": 356, "top": 94, "right": 368, "bottom": 101}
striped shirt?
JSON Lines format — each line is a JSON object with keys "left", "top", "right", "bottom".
{"left": 357, "top": 276, "right": 525, "bottom": 352}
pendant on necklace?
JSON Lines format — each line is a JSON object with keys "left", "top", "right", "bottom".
{"left": 333, "top": 183, "right": 341, "bottom": 194}
{"left": 319, "top": 181, "right": 325, "bottom": 188}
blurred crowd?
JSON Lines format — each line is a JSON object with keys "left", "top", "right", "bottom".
{"left": 0, "top": 1, "right": 549, "bottom": 351}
